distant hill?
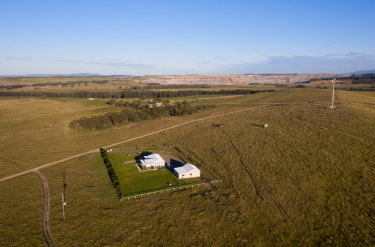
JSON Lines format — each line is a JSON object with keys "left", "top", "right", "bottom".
{"left": 0, "top": 73, "right": 103, "bottom": 77}
{"left": 350, "top": 70, "right": 375, "bottom": 75}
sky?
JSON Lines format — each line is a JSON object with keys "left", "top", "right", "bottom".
{"left": 1, "top": 0, "right": 375, "bottom": 75}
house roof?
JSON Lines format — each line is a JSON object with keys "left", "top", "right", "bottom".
{"left": 174, "top": 163, "right": 199, "bottom": 174}
{"left": 141, "top": 154, "right": 164, "bottom": 165}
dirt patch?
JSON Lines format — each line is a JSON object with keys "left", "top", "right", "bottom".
{"left": 159, "top": 153, "right": 184, "bottom": 166}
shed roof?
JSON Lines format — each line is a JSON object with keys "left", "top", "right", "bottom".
{"left": 174, "top": 163, "right": 199, "bottom": 174}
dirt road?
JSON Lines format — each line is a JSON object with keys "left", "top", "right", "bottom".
{"left": 0, "top": 104, "right": 269, "bottom": 183}
{"left": 33, "top": 170, "right": 56, "bottom": 247}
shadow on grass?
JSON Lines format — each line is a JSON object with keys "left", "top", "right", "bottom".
{"left": 251, "top": 123, "right": 264, "bottom": 127}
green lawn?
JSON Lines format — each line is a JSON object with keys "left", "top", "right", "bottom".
{"left": 90, "top": 153, "right": 121, "bottom": 209}
{"left": 108, "top": 152, "right": 200, "bottom": 196}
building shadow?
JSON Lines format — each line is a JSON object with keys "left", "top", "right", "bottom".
{"left": 170, "top": 158, "right": 184, "bottom": 167}
{"left": 135, "top": 151, "right": 154, "bottom": 161}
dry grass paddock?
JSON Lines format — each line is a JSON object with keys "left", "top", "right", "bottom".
{"left": 0, "top": 88, "right": 374, "bottom": 246}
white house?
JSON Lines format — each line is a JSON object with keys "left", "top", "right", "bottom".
{"left": 173, "top": 163, "right": 200, "bottom": 179}
{"left": 140, "top": 153, "right": 165, "bottom": 168}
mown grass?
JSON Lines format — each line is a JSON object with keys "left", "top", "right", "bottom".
{"left": 90, "top": 153, "right": 121, "bottom": 209}
{"left": 0, "top": 88, "right": 374, "bottom": 246}
{"left": 108, "top": 153, "right": 186, "bottom": 195}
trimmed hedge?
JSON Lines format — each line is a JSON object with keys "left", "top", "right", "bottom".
{"left": 100, "top": 148, "right": 121, "bottom": 196}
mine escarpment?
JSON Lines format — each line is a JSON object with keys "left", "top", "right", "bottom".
{"left": 142, "top": 74, "right": 349, "bottom": 85}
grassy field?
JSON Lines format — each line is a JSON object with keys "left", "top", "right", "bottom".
{"left": 0, "top": 95, "right": 245, "bottom": 177}
{"left": 0, "top": 88, "right": 374, "bottom": 246}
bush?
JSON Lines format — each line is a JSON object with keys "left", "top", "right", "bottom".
{"left": 70, "top": 102, "right": 216, "bottom": 131}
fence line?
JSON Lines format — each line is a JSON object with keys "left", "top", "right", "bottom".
{"left": 111, "top": 146, "right": 173, "bottom": 151}
{"left": 175, "top": 146, "right": 220, "bottom": 180}
{"left": 120, "top": 179, "right": 222, "bottom": 202}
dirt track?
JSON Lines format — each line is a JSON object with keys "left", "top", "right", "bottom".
{"left": 33, "top": 170, "right": 56, "bottom": 247}
{"left": 0, "top": 104, "right": 269, "bottom": 183}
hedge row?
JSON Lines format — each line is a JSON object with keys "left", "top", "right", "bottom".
{"left": 0, "top": 89, "right": 274, "bottom": 99}
{"left": 100, "top": 148, "right": 121, "bottom": 196}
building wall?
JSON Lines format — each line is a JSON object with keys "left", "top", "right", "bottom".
{"left": 154, "top": 161, "right": 165, "bottom": 168}
{"left": 176, "top": 169, "right": 200, "bottom": 179}
{"left": 143, "top": 161, "right": 165, "bottom": 168}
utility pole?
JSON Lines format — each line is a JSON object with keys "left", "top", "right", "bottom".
{"left": 62, "top": 171, "right": 66, "bottom": 220}
{"left": 329, "top": 78, "right": 336, "bottom": 109}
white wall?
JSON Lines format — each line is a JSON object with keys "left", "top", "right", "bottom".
{"left": 143, "top": 161, "right": 165, "bottom": 168}
{"left": 176, "top": 169, "right": 200, "bottom": 179}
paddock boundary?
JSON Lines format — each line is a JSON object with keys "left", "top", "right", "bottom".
{"left": 120, "top": 179, "right": 222, "bottom": 202}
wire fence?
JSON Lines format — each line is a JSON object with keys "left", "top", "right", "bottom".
{"left": 111, "top": 145, "right": 223, "bottom": 202}
{"left": 111, "top": 145, "right": 173, "bottom": 151}
{"left": 120, "top": 179, "right": 222, "bottom": 202}
{"left": 175, "top": 146, "right": 221, "bottom": 180}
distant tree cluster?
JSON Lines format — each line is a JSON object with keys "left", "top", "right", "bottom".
{"left": 0, "top": 90, "right": 113, "bottom": 98}
{"left": 69, "top": 101, "right": 215, "bottom": 130}
{"left": 310, "top": 74, "right": 375, "bottom": 85}
{"left": 0, "top": 80, "right": 108, "bottom": 90}
{"left": 0, "top": 89, "right": 273, "bottom": 99}
{"left": 129, "top": 84, "right": 211, "bottom": 90}
{"left": 106, "top": 99, "right": 171, "bottom": 108}
{"left": 341, "top": 86, "right": 375, "bottom": 91}
{"left": 118, "top": 89, "right": 273, "bottom": 99}
{"left": 351, "top": 74, "right": 375, "bottom": 84}
{"left": 100, "top": 148, "right": 121, "bottom": 196}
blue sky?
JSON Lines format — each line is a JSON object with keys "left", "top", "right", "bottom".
{"left": 1, "top": 0, "right": 374, "bottom": 75}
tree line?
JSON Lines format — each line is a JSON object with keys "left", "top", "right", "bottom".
{"left": 0, "top": 80, "right": 108, "bottom": 90}
{"left": 339, "top": 86, "right": 375, "bottom": 91}
{"left": 351, "top": 74, "right": 375, "bottom": 84}
{"left": 117, "top": 89, "right": 273, "bottom": 98}
{"left": 0, "top": 89, "right": 274, "bottom": 99}
{"left": 70, "top": 101, "right": 215, "bottom": 130}
{"left": 129, "top": 84, "right": 211, "bottom": 90}
{"left": 100, "top": 148, "right": 121, "bottom": 197}
{"left": 310, "top": 74, "right": 375, "bottom": 85}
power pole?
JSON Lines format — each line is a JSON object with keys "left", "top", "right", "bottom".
{"left": 62, "top": 171, "right": 66, "bottom": 220}
{"left": 329, "top": 78, "right": 336, "bottom": 109}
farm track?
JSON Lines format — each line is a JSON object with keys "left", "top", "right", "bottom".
{"left": 220, "top": 129, "right": 264, "bottom": 201}
{"left": 220, "top": 128, "right": 292, "bottom": 222}
{"left": 294, "top": 117, "right": 375, "bottom": 144}
{"left": 33, "top": 170, "right": 56, "bottom": 247}
{"left": 0, "top": 104, "right": 270, "bottom": 183}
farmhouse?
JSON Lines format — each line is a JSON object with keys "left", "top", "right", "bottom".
{"left": 173, "top": 163, "right": 200, "bottom": 179}
{"left": 140, "top": 153, "right": 165, "bottom": 168}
